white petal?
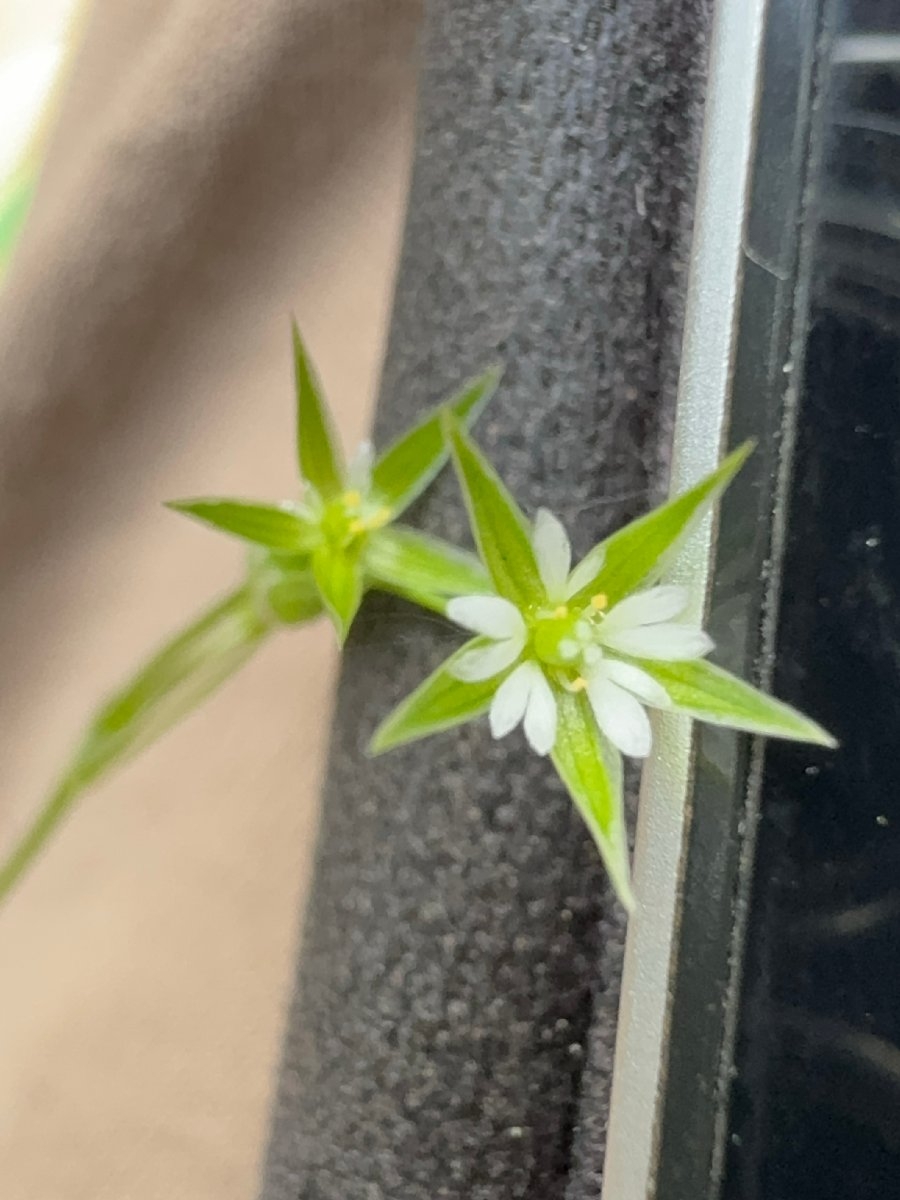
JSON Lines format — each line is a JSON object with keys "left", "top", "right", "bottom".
{"left": 489, "top": 661, "right": 535, "bottom": 739}
{"left": 602, "top": 660, "right": 671, "bottom": 708}
{"left": 601, "top": 585, "right": 689, "bottom": 632}
{"left": 348, "top": 440, "right": 375, "bottom": 491}
{"left": 587, "top": 676, "right": 653, "bottom": 758}
{"left": 446, "top": 595, "right": 526, "bottom": 639}
{"left": 565, "top": 544, "right": 606, "bottom": 599}
{"left": 601, "top": 623, "right": 714, "bottom": 661}
{"left": 523, "top": 667, "right": 558, "bottom": 756}
{"left": 450, "top": 636, "right": 525, "bottom": 682}
{"left": 532, "top": 508, "right": 572, "bottom": 600}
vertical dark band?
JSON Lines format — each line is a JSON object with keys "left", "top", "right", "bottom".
{"left": 261, "top": 3, "right": 711, "bottom": 1196}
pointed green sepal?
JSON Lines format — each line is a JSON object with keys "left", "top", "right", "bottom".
{"left": 569, "top": 441, "right": 755, "bottom": 608}
{"left": 167, "top": 497, "right": 320, "bottom": 553}
{"left": 248, "top": 552, "right": 324, "bottom": 625}
{"left": 637, "top": 657, "right": 837, "bottom": 747}
{"left": 552, "top": 687, "right": 634, "bottom": 910}
{"left": 445, "top": 416, "right": 543, "bottom": 607}
{"left": 370, "top": 366, "right": 501, "bottom": 515}
{"left": 312, "top": 544, "right": 363, "bottom": 643}
{"left": 364, "top": 525, "right": 491, "bottom": 613}
{"left": 369, "top": 639, "right": 506, "bottom": 754}
{"left": 292, "top": 320, "right": 346, "bottom": 496}
{"left": 0, "top": 586, "right": 273, "bottom": 903}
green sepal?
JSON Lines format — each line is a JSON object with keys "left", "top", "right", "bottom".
{"left": 292, "top": 320, "right": 346, "bottom": 497}
{"left": 568, "top": 441, "right": 754, "bottom": 608}
{"left": 552, "top": 687, "right": 634, "bottom": 910}
{"left": 445, "top": 417, "right": 543, "bottom": 608}
{"left": 249, "top": 551, "right": 324, "bottom": 625}
{"left": 635, "top": 657, "right": 837, "bottom": 747}
{"left": 370, "top": 366, "right": 501, "bottom": 515}
{"left": 312, "top": 544, "right": 363, "bottom": 643}
{"left": 167, "top": 497, "right": 320, "bottom": 553}
{"left": 369, "top": 639, "right": 507, "bottom": 754}
{"left": 364, "top": 525, "right": 491, "bottom": 613}
{"left": 0, "top": 586, "right": 273, "bottom": 903}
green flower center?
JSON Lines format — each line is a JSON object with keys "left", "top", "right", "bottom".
{"left": 318, "top": 489, "right": 392, "bottom": 549}
{"left": 530, "top": 593, "right": 610, "bottom": 672}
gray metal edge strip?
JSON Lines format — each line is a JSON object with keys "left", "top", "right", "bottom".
{"left": 599, "top": 1, "right": 770, "bottom": 1197}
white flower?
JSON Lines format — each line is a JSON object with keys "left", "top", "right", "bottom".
{"left": 446, "top": 511, "right": 715, "bottom": 762}
{"left": 446, "top": 594, "right": 557, "bottom": 755}
{"left": 581, "top": 584, "right": 713, "bottom": 758}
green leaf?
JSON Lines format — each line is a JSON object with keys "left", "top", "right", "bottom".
{"left": 569, "top": 441, "right": 754, "bottom": 608}
{"left": 369, "top": 639, "right": 506, "bottom": 754}
{"left": 168, "top": 497, "right": 320, "bottom": 552}
{"left": 636, "top": 657, "right": 837, "bottom": 747}
{"left": 292, "top": 320, "right": 346, "bottom": 496}
{"left": 552, "top": 687, "right": 634, "bottom": 910}
{"left": 312, "top": 544, "right": 363, "bottom": 643}
{"left": 370, "top": 366, "right": 501, "bottom": 515}
{"left": 0, "top": 587, "right": 273, "bottom": 903}
{"left": 445, "top": 417, "right": 543, "bottom": 607}
{"left": 364, "top": 525, "right": 491, "bottom": 613}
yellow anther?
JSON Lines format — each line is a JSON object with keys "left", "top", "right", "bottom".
{"left": 348, "top": 519, "right": 366, "bottom": 535}
{"left": 344, "top": 490, "right": 363, "bottom": 507}
{"left": 570, "top": 676, "right": 588, "bottom": 692}
{"left": 590, "top": 592, "right": 608, "bottom": 611}
{"left": 552, "top": 604, "right": 569, "bottom": 619}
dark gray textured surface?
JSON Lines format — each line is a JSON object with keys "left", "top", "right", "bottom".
{"left": 261, "top": 1, "right": 711, "bottom": 1196}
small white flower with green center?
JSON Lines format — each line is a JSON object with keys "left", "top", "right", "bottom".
{"left": 168, "top": 323, "right": 499, "bottom": 642}
{"left": 371, "top": 419, "right": 836, "bottom": 908}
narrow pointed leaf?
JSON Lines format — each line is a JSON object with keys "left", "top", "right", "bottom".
{"left": 569, "top": 441, "right": 755, "bottom": 608}
{"left": 369, "top": 640, "right": 509, "bottom": 754}
{"left": 0, "top": 587, "right": 273, "bottom": 903}
{"left": 370, "top": 366, "right": 501, "bottom": 515}
{"left": 636, "top": 657, "right": 837, "bottom": 746}
{"left": 312, "top": 545, "right": 363, "bottom": 643}
{"left": 446, "top": 418, "right": 543, "bottom": 607}
{"left": 364, "top": 526, "right": 491, "bottom": 613}
{"left": 168, "top": 497, "right": 320, "bottom": 552}
{"left": 293, "top": 320, "right": 346, "bottom": 495}
{"left": 552, "top": 687, "right": 634, "bottom": 909}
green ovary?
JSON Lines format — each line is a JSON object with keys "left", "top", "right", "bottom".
{"left": 531, "top": 606, "right": 589, "bottom": 670}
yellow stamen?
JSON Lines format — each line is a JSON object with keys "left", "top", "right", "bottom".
{"left": 348, "top": 519, "right": 366, "bottom": 535}
{"left": 552, "top": 604, "right": 569, "bottom": 619}
{"left": 570, "top": 676, "right": 588, "bottom": 692}
{"left": 344, "top": 490, "right": 363, "bottom": 507}
{"left": 590, "top": 592, "right": 608, "bottom": 611}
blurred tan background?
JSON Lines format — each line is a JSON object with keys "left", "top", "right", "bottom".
{"left": 0, "top": 2, "right": 420, "bottom": 1196}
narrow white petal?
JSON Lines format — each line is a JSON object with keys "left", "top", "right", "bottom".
{"left": 523, "top": 667, "right": 558, "bottom": 756}
{"left": 489, "top": 661, "right": 535, "bottom": 739}
{"left": 601, "top": 585, "right": 689, "bottom": 632}
{"left": 586, "top": 676, "right": 653, "bottom": 758}
{"left": 450, "top": 636, "right": 525, "bottom": 682}
{"left": 533, "top": 508, "right": 572, "bottom": 600}
{"left": 602, "top": 660, "right": 671, "bottom": 708}
{"left": 446, "top": 595, "right": 526, "bottom": 639}
{"left": 565, "top": 544, "right": 607, "bottom": 598}
{"left": 348, "top": 440, "right": 375, "bottom": 491}
{"left": 601, "top": 623, "right": 714, "bottom": 661}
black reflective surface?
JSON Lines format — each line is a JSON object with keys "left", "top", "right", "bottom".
{"left": 724, "top": 6, "right": 900, "bottom": 1199}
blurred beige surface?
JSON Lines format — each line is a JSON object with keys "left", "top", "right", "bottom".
{"left": 0, "top": 2, "right": 419, "bottom": 1196}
